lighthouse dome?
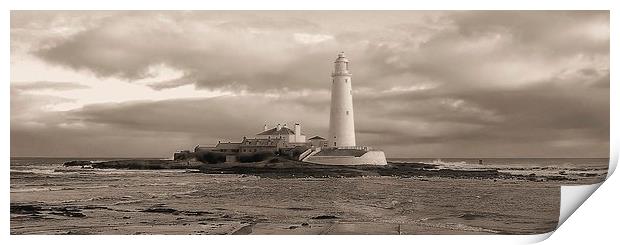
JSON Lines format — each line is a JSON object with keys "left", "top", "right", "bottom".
{"left": 335, "top": 52, "right": 349, "bottom": 63}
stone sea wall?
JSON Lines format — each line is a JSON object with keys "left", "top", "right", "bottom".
{"left": 304, "top": 150, "right": 388, "bottom": 165}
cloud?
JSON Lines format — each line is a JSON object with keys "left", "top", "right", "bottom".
{"left": 293, "top": 33, "right": 334, "bottom": 44}
{"left": 10, "top": 11, "right": 610, "bottom": 158}
{"left": 11, "top": 72, "right": 609, "bottom": 158}
{"left": 10, "top": 92, "right": 330, "bottom": 157}
{"left": 19, "top": 11, "right": 606, "bottom": 95}
{"left": 11, "top": 81, "right": 89, "bottom": 91}
{"left": 30, "top": 12, "right": 334, "bottom": 91}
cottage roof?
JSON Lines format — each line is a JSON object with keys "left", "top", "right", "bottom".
{"left": 241, "top": 138, "right": 282, "bottom": 147}
{"left": 215, "top": 142, "right": 242, "bottom": 149}
{"left": 308, "top": 135, "right": 326, "bottom": 140}
{"left": 256, "top": 126, "right": 295, "bottom": 136}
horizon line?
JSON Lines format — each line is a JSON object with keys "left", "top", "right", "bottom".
{"left": 9, "top": 156, "right": 611, "bottom": 159}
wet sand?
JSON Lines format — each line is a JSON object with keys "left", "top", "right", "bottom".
{"left": 11, "top": 164, "right": 563, "bottom": 235}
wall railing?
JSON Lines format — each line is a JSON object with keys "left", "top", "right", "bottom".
{"left": 334, "top": 146, "right": 377, "bottom": 151}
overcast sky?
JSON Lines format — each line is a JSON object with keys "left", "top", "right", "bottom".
{"left": 10, "top": 11, "right": 609, "bottom": 158}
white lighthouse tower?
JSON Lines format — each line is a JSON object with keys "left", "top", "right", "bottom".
{"left": 329, "top": 52, "right": 356, "bottom": 147}
{"left": 301, "top": 52, "right": 387, "bottom": 165}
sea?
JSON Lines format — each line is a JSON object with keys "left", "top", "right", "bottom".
{"left": 391, "top": 157, "right": 608, "bottom": 182}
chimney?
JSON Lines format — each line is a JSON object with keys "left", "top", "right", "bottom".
{"left": 263, "top": 124, "right": 268, "bottom": 131}
{"left": 295, "top": 123, "right": 301, "bottom": 138}
{"left": 277, "top": 123, "right": 282, "bottom": 131}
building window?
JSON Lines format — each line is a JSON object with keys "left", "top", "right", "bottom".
{"left": 346, "top": 111, "right": 349, "bottom": 115}
{"left": 334, "top": 142, "right": 336, "bottom": 146}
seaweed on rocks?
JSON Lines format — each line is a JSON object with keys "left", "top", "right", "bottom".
{"left": 311, "top": 215, "right": 339, "bottom": 219}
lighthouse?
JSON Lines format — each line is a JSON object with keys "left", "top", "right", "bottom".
{"left": 328, "top": 52, "right": 356, "bottom": 147}
{"left": 301, "top": 52, "right": 387, "bottom": 165}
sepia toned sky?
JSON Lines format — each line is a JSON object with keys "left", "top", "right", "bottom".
{"left": 10, "top": 11, "right": 609, "bottom": 158}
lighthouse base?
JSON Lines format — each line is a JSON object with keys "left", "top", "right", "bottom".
{"left": 302, "top": 147, "right": 387, "bottom": 166}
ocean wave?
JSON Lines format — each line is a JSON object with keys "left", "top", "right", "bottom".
{"left": 423, "top": 158, "right": 607, "bottom": 178}
{"left": 11, "top": 169, "right": 68, "bottom": 176}
{"left": 422, "top": 159, "right": 485, "bottom": 171}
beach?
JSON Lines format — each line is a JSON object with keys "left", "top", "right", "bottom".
{"left": 10, "top": 158, "right": 607, "bottom": 235}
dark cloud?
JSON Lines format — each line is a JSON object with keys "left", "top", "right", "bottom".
{"left": 71, "top": 94, "right": 328, "bottom": 137}
{"left": 10, "top": 92, "right": 330, "bottom": 157}
{"left": 11, "top": 74, "right": 609, "bottom": 158}
{"left": 24, "top": 11, "right": 608, "bottom": 93}
{"left": 450, "top": 11, "right": 609, "bottom": 54}
{"left": 31, "top": 11, "right": 337, "bottom": 91}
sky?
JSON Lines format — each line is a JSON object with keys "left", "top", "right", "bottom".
{"left": 10, "top": 11, "right": 609, "bottom": 158}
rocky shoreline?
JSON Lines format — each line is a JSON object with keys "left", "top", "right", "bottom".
{"left": 62, "top": 158, "right": 581, "bottom": 182}
{"left": 64, "top": 159, "right": 203, "bottom": 170}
